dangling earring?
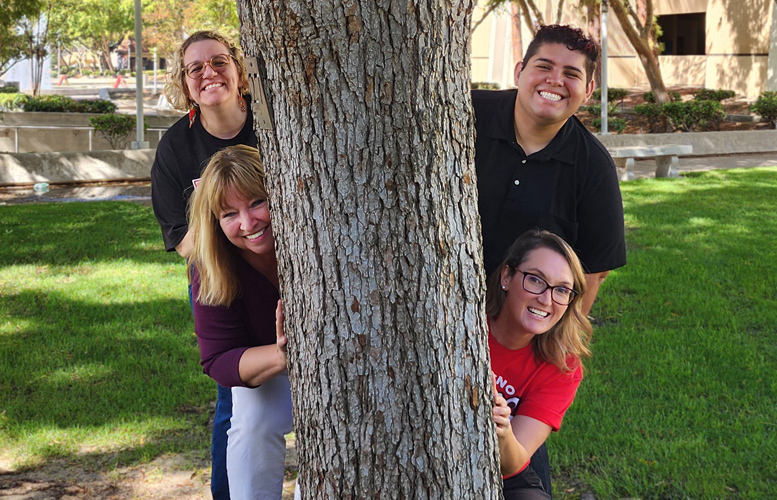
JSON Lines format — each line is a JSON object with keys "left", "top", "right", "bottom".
{"left": 239, "top": 95, "right": 246, "bottom": 113}
{"left": 188, "top": 102, "right": 198, "bottom": 129}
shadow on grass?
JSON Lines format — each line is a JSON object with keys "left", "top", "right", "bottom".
{"left": 0, "top": 202, "right": 176, "bottom": 266}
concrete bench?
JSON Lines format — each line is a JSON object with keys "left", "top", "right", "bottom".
{"left": 608, "top": 145, "right": 693, "bottom": 180}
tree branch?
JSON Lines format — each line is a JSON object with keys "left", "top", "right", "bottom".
{"left": 554, "top": 0, "right": 566, "bottom": 25}
{"left": 471, "top": 2, "right": 500, "bottom": 33}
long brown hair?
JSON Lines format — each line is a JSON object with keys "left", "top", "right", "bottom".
{"left": 187, "top": 145, "right": 268, "bottom": 306}
{"left": 486, "top": 229, "right": 592, "bottom": 371}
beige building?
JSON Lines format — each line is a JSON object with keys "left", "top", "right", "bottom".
{"left": 470, "top": 0, "right": 777, "bottom": 99}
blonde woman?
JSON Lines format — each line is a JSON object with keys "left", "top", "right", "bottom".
{"left": 488, "top": 230, "right": 592, "bottom": 500}
{"left": 150, "top": 30, "right": 255, "bottom": 499}
{"left": 188, "top": 145, "right": 291, "bottom": 500}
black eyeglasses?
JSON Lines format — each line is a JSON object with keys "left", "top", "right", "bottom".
{"left": 516, "top": 270, "right": 578, "bottom": 305}
{"left": 184, "top": 54, "right": 235, "bottom": 79}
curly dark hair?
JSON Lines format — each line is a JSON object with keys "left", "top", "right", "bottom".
{"left": 522, "top": 24, "right": 600, "bottom": 84}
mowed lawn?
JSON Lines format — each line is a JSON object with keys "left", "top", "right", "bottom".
{"left": 1, "top": 167, "right": 776, "bottom": 499}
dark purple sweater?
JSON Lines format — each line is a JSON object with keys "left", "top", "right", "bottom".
{"left": 192, "top": 257, "right": 279, "bottom": 387}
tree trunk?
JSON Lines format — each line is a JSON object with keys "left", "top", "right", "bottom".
{"left": 238, "top": 1, "right": 501, "bottom": 499}
{"left": 609, "top": 0, "right": 669, "bottom": 103}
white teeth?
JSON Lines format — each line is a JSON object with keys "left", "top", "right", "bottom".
{"left": 528, "top": 307, "right": 549, "bottom": 318}
{"left": 246, "top": 227, "right": 266, "bottom": 240}
{"left": 204, "top": 83, "right": 223, "bottom": 91}
{"left": 539, "top": 91, "right": 562, "bottom": 101}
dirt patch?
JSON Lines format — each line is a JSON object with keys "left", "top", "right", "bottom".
{"left": 0, "top": 438, "right": 298, "bottom": 500}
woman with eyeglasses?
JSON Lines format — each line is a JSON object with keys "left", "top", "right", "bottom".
{"left": 150, "top": 31, "right": 271, "bottom": 500}
{"left": 487, "top": 229, "right": 592, "bottom": 500}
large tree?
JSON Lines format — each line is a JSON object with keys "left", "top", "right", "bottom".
{"left": 603, "top": 0, "right": 668, "bottom": 103}
{"left": 238, "top": 0, "right": 501, "bottom": 498}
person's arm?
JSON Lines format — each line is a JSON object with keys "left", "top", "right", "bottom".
{"left": 238, "top": 301, "right": 288, "bottom": 386}
{"left": 175, "top": 229, "right": 193, "bottom": 259}
{"left": 581, "top": 270, "right": 610, "bottom": 316}
{"left": 493, "top": 393, "right": 552, "bottom": 476}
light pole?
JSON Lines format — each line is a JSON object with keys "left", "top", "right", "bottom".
{"left": 132, "top": 0, "right": 148, "bottom": 149}
{"left": 600, "top": 0, "right": 610, "bottom": 134}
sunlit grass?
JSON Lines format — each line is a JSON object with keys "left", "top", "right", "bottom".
{"left": 0, "top": 202, "right": 212, "bottom": 473}
{"left": 552, "top": 167, "right": 777, "bottom": 500}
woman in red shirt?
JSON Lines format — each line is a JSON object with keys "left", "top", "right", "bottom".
{"left": 489, "top": 230, "right": 593, "bottom": 500}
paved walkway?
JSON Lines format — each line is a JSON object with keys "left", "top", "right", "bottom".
{"left": 1, "top": 152, "right": 776, "bottom": 205}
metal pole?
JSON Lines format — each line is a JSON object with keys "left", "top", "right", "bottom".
{"left": 601, "top": 0, "right": 609, "bottom": 134}
{"left": 153, "top": 47, "right": 158, "bottom": 94}
{"left": 132, "top": 0, "right": 148, "bottom": 149}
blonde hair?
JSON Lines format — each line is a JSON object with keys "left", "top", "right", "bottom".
{"left": 188, "top": 145, "right": 268, "bottom": 306}
{"left": 486, "top": 230, "right": 592, "bottom": 372}
{"left": 164, "top": 30, "right": 250, "bottom": 112}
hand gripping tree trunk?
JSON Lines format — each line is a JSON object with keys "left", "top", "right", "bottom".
{"left": 238, "top": 1, "right": 502, "bottom": 498}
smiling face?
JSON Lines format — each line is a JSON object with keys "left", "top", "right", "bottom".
{"left": 513, "top": 42, "right": 595, "bottom": 129}
{"left": 498, "top": 246, "right": 574, "bottom": 347}
{"left": 183, "top": 39, "right": 240, "bottom": 109}
{"left": 218, "top": 187, "right": 274, "bottom": 258}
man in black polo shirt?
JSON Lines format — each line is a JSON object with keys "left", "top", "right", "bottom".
{"left": 474, "top": 25, "right": 626, "bottom": 496}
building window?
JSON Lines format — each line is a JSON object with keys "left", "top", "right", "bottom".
{"left": 658, "top": 13, "right": 706, "bottom": 56}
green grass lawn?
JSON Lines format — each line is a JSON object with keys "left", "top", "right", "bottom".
{"left": 552, "top": 168, "right": 777, "bottom": 499}
{"left": 1, "top": 168, "right": 775, "bottom": 499}
{"left": 0, "top": 202, "right": 213, "bottom": 470}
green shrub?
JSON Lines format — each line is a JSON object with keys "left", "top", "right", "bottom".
{"left": 693, "top": 88, "right": 736, "bottom": 102}
{"left": 662, "top": 100, "right": 725, "bottom": 131}
{"left": 89, "top": 113, "right": 147, "bottom": 149}
{"left": 23, "top": 95, "right": 116, "bottom": 114}
{"left": 750, "top": 91, "right": 777, "bottom": 126}
{"left": 591, "top": 117, "right": 627, "bottom": 133}
{"left": 643, "top": 90, "right": 681, "bottom": 103}
{"left": 0, "top": 93, "right": 31, "bottom": 111}
{"left": 634, "top": 102, "right": 664, "bottom": 132}
{"left": 582, "top": 102, "right": 619, "bottom": 117}
{"left": 471, "top": 81, "right": 500, "bottom": 90}
{"left": 592, "top": 87, "right": 629, "bottom": 103}
{"left": 0, "top": 83, "right": 20, "bottom": 93}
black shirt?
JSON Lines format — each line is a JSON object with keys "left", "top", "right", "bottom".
{"left": 151, "top": 105, "right": 257, "bottom": 252}
{"left": 473, "top": 89, "right": 626, "bottom": 276}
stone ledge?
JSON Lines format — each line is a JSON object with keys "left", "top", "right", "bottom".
{"left": 0, "top": 149, "right": 154, "bottom": 185}
{"left": 597, "top": 130, "right": 777, "bottom": 156}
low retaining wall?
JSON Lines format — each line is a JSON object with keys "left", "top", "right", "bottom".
{"left": 597, "top": 130, "right": 777, "bottom": 156}
{"left": 0, "top": 149, "right": 155, "bottom": 185}
{"left": 1, "top": 129, "right": 776, "bottom": 186}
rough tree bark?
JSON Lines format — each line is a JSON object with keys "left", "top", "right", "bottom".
{"left": 238, "top": 1, "right": 501, "bottom": 498}
{"left": 609, "top": 0, "right": 669, "bottom": 104}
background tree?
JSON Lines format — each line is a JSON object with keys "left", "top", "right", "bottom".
{"left": 0, "top": 0, "right": 41, "bottom": 78}
{"left": 16, "top": 0, "right": 55, "bottom": 95}
{"left": 51, "top": 0, "right": 134, "bottom": 73}
{"left": 238, "top": 0, "right": 501, "bottom": 498}
{"left": 605, "top": 0, "right": 668, "bottom": 103}
{"left": 144, "top": 0, "right": 239, "bottom": 59}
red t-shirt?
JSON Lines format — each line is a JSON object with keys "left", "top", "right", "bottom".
{"left": 489, "top": 332, "right": 582, "bottom": 432}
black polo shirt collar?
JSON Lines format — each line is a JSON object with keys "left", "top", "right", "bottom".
{"left": 481, "top": 90, "right": 578, "bottom": 166}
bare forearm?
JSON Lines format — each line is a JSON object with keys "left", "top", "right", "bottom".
{"left": 497, "top": 431, "right": 530, "bottom": 476}
{"left": 238, "top": 345, "right": 287, "bottom": 387}
{"left": 175, "top": 229, "right": 193, "bottom": 259}
{"left": 581, "top": 270, "right": 610, "bottom": 315}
